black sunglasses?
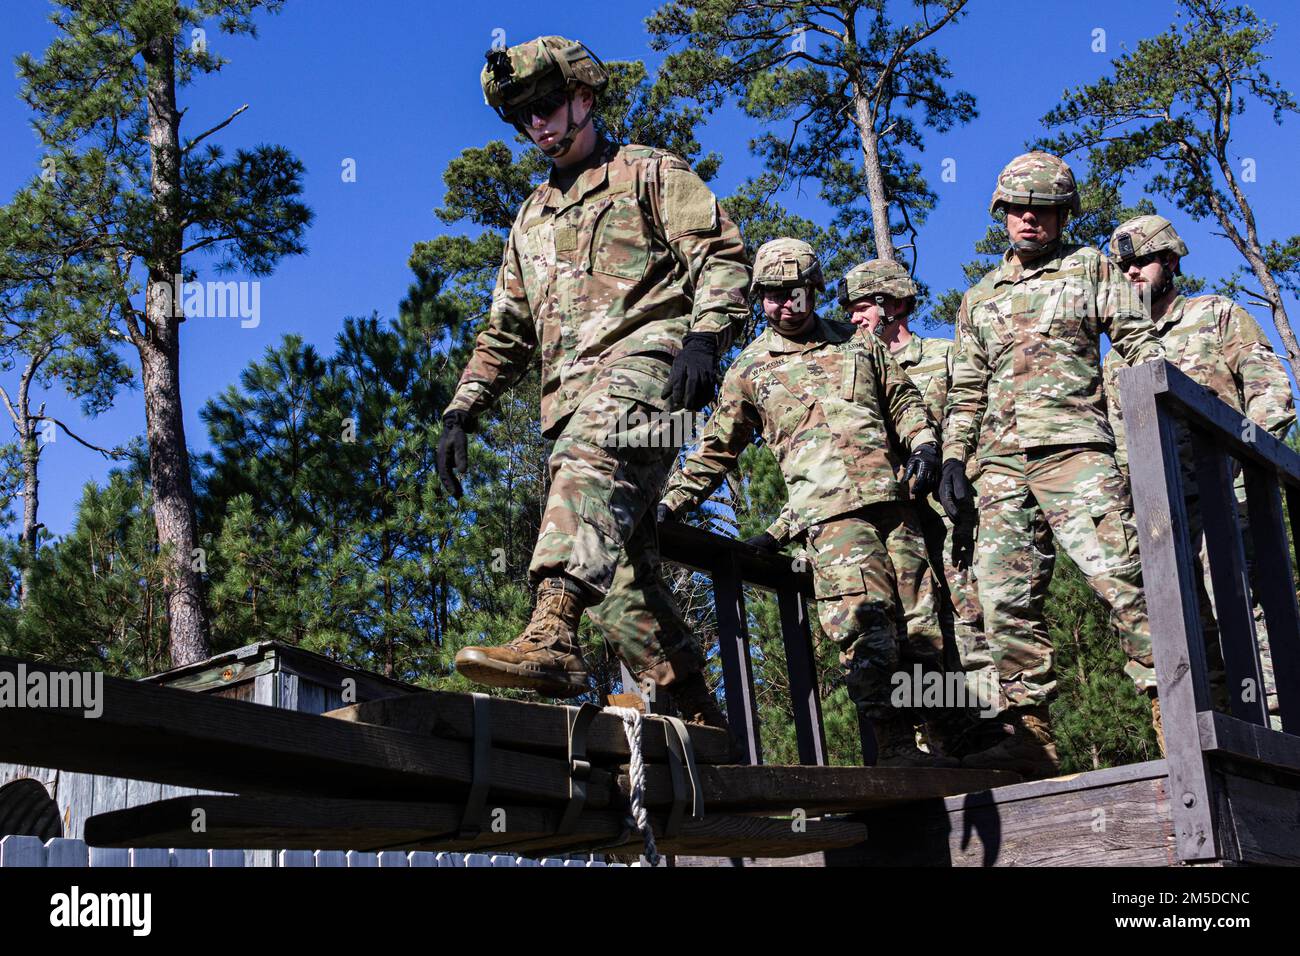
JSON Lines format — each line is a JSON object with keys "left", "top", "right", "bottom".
{"left": 504, "top": 89, "right": 570, "bottom": 126}
{"left": 1120, "top": 252, "right": 1163, "bottom": 271}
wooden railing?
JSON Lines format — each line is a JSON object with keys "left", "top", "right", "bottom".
{"left": 1119, "top": 359, "right": 1300, "bottom": 863}
{"left": 655, "top": 521, "right": 822, "bottom": 767}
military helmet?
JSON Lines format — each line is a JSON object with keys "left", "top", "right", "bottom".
{"left": 1109, "top": 214, "right": 1189, "bottom": 265}
{"left": 989, "top": 150, "right": 1081, "bottom": 216}
{"left": 750, "top": 238, "right": 825, "bottom": 294}
{"left": 481, "top": 36, "right": 609, "bottom": 123}
{"left": 837, "top": 258, "right": 919, "bottom": 308}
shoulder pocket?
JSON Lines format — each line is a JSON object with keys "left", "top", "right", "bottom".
{"left": 662, "top": 167, "right": 718, "bottom": 241}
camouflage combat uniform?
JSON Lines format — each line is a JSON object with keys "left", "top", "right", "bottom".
{"left": 660, "top": 315, "right": 942, "bottom": 716}
{"left": 945, "top": 240, "right": 1165, "bottom": 711}
{"left": 444, "top": 136, "right": 750, "bottom": 680}
{"left": 1104, "top": 292, "right": 1295, "bottom": 722}
{"left": 892, "top": 333, "right": 995, "bottom": 708}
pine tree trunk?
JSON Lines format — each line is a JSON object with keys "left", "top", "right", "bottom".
{"left": 143, "top": 26, "right": 210, "bottom": 666}
{"left": 851, "top": 89, "right": 897, "bottom": 262}
{"left": 18, "top": 424, "right": 38, "bottom": 608}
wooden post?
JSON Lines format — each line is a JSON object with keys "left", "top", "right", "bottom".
{"left": 1118, "top": 361, "right": 1218, "bottom": 862}
{"left": 712, "top": 554, "right": 762, "bottom": 765}
{"left": 1240, "top": 463, "right": 1300, "bottom": 734}
{"left": 777, "top": 581, "right": 827, "bottom": 766}
{"left": 1189, "top": 429, "right": 1268, "bottom": 726}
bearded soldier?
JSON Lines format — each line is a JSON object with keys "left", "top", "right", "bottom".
{"left": 658, "top": 238, "right": 958, "bottom": 767}
{"left": 1103, "top": 214, "right": 1295, "bottom": 738}
{"left": 940, "top": 151, "right": 1166, "bottom": 778}
{"left": 436, "top": 36, "right": 751, "bottom": 727}
{"left": 842, "top": 259, "right": 998, "bottom": 739}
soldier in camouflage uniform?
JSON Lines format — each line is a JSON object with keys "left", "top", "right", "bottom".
{"left": 1103, "top": 215, "right": 1295, "bottom": 738}
{"left": 435, "top": 36, "right": 751, "bottom": 727}
{"left": 659, "top": 238, "right": 958, "bottom": 767}
{"left": 841, "top": 260, "right": 1000, "bottom": 737}
{"left": 940, "top": 151, "right": 1166, "bottom": 778}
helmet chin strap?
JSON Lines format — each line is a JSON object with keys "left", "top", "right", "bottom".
{"left": 541, "top": 92, "right": 593, "bottom": 159}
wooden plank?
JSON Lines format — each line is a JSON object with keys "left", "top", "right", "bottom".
{"left": 1198, "top": 710, "right": 1300, "bottom": 772}
{"left": 713, "top": 554, "right": 762, "bottom": 765}
{"left": 777, "top": 582, "right": 826, "bottom": 766}
{"left": 1240, "top": 462, "right": 1300, "bottom": 733}
{"left": 1118, "top": 361, "right": 1219, "bottom": 863}
{"left": 625, "top": 763, "right": 1017, "bottom": 814}
{"left": 0, "top": 834, "right": 46, "bottom": 866}
{"left": 1190, "top": 430, "right": 1268, "bottom": 725}
{"left": 326, "top": 690, "right": 732, "bottom": 764}
{"left": 1216, "top": 771, "right": 1300, "bottom": 866}
{"left": 82, "top": 794, "right": 868, "bottom": 859}
{"left": 148, "top": 657, "right": 275, "bottom": 695}
{"left": 57, "top": 771, "right": 96, "bottom": 841}
{"left": 45, "top": 838, "right": 89, "bottom": 867}
{"left": 0, "top": 656, "right": 618, "bottom": 810}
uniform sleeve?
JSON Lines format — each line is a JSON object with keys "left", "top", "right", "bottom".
{"left": 1223, "top": 302, "right": 1296, "bottom": 441}
{"left": 660, "top": 367, "right": 761, "bottom": 514}
{"left": 764, "top": 502, "right": 797, "bottom": 545}
{"left": 874, "top": 338, "right": 936, "bottom": 449}
{"left": 942, "top": 291, "right": 990, "bottom": 463}
{"left": 1102, "top": 350, "right": 1129, "bottom": 475}
{"left": 1096, "top": 254, "right": 1164, "bottom": 367}
{"left": 648, "top": 156, "right": 751, "bottom": 352}
{"left": 443, "top": 227, "right": 537, "bottom": 421}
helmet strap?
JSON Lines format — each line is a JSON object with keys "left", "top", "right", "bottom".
{"left": 542, "top": 89, "right": 594, "bottom": 159}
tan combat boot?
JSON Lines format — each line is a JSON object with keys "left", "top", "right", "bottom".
{"left": 874, "top": 713, "right": 961, "bottom": 768}
{"left": 960, "top": 704, "right": 1060, "bottom": 780}
{"left": 1149, "top": 690, "right": 1165, "bottom": 757}
{"left": 454, "top": 577, "right": 590, "bottom": 697}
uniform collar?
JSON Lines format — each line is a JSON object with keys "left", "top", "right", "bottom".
{"left": 893, "top": 334, "right": 924, "bottom": 367}
{"left": 1154, "top": 293, "right": 1187, "bottom": 335}
{"left": 763, "top": 313, "right": 850, "bottom": 354}
{"left": 993, "top": 239, "right": 1067, "bottom": 287}
{"left": 540, "top": 139, "right": 617, "bottom": 211}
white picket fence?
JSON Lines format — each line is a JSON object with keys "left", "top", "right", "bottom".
{"left": 0, "top": 835, "right": 633, "bottom": 867}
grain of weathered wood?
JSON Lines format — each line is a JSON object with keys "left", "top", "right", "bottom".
{"left": 82, "top": 794, "right": 868, "bottom": 858}
{"left": 1118, "top": 361, "right": 1219, "bottom": 863}
{"left": 1189, "top": 430, "right": 1268, "bottom": 725}
{"left": 0, "top": 656, "right": 618, "bottom": 811}
{"left": 326, "top": 691, "right": 732, "bottom": 764}
{"left": 1198, "top": 710, "right": 1300, "bottom": 771}
{"left": 1216, "top": 771, "right": 1300, "bottom": 866}
{"left": 625, "top": 763, "right": 1018, "bottom": 814}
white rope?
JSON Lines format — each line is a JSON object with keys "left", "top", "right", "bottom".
{"left": 603, "top": 705, "right": 658, "bottom": 866}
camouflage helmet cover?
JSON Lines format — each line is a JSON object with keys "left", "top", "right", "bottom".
{"left": 989, "top": 150, "right": 1081, "bottom": 216}
{"left": 481, "top": 36, "right": 609, "bottom": 116}
{"left": 750, "top": 238, "right": 825, "bottom": 294}
{"left": 1109, "top": 214, "right": 1189, "bottom": 264}
{"left": 837, "top": 258, "right": 919, "bottom": 307}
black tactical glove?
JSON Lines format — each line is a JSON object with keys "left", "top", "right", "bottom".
{"left": 436, "top": 410, "right": 471, "bottom": 498}
{"left": 951, "top": 511, "right": 976, "bottom": 572}
{"left": 904, "top": 441, "right": 940, "bottom": 499}
{"left": 743, "top": 531, "right": 781, "bottom": 554}
{"left": 661, "top": 332, "right": 719, "bottom": 411}
{"left": 656, "top": 502, "right": 676, "bottom": 525}
{"left": 938, "top": 458, "right": 975, "bottom": 523}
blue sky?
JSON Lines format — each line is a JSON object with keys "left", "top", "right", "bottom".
{"left": 3, "top": 0, "right": 1299, "bottom": 539}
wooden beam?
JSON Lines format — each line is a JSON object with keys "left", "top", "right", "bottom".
{"left": 712, "top": 553, "right": 763, "bottom": 765}
{"left": 83, "top": 795, "right": 868, "bottom": 859}
{"left": 325, "top": 691, "right": 732, "bottom": 764}
{"left": 1189, "top": 429, "right": 1268, "bottom": 725}
{"left": 778, "top": 582, "right": 827, "bottom": 766}
{"left": 626, "top": 763, "right": 1017, "bottom": 814}
{"left": 0, "top": 657, "right": 616, "bottom": 810}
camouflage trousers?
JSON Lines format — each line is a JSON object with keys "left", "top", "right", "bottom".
{"left": 916, "top": 501, "right": 999, "bottom": 715}
{"left": 802, "top": 501, "right": 947, "bottom": 719}
{"left": 530, "top": 363, "right": 701, "bottom": 684}
{"left": 975, "top": 446, "right": 1154, "bottom": 712}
